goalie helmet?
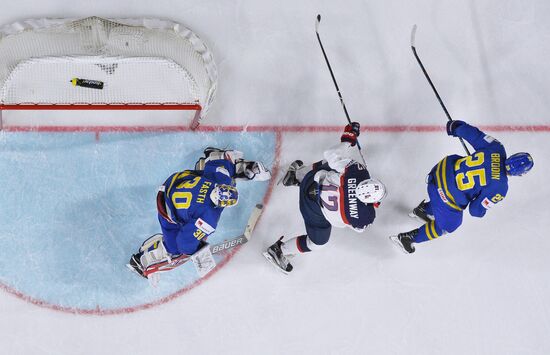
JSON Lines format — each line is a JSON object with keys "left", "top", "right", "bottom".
{"left": 505, "top": 152, "right": 533, "bottom": 176}
{"left": 210, "top": 184, "right": 239, "bottom": 208}
{"left": 355, "top": 178, "right": 387, "bottom": 204}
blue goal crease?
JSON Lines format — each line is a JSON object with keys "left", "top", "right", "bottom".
{"left": 0, "top": 131, "right": 276, "bottom": 310}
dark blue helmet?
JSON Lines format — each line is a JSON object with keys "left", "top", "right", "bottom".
{"left": 505, "top": 152, "right": 533, "bottom": 176}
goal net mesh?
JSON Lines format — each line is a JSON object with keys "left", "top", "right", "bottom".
{"left": 0, "top": 16, "right": 217, "bottom": 126}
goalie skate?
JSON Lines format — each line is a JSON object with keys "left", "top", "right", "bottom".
{"left": 127, "top": 254, "right": 146, "bottom": 278}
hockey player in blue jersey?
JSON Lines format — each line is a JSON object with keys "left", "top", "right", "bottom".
{"left": 263, "top": 122, "right": 387, "bottom": 273}
{"left": 390, "top": 120, "right": 533, "bottom": 254}
{"left": 129, "top": 148, "right": 270, "bottom": 278}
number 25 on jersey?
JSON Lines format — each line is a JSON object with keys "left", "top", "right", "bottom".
{"left": 455, "top": 152, "right": 487, "bottom": 191}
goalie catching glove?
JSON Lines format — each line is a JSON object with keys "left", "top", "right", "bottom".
{"left": 235, "top": 160, "right": 271, "bottom": 181}
{"left": 195, "top": 147, "right": 271, "bottom": 181}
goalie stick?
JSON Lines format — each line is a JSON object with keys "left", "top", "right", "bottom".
{"left": 128, "top": 204, "right": 263, "bottom": 282}
{"left": 410, "top": 25, "right": 471, "bottom": 155}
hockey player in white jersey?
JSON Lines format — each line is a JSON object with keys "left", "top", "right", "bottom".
{"left": 264, "top": 122, "right": 386, "bottom": 273}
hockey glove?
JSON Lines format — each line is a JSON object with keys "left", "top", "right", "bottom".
{"left": 341, "top": 122, "right": 361, "bottom": 146}
{"left": 235, "top": 160, "right": 271, "bottom": 181}
{"left": 446, "top": 120, "right": 465, "bottom": 137}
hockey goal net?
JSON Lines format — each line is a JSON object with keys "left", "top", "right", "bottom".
{"left": 0, "top": 16, "right": 217, "bottom": 129}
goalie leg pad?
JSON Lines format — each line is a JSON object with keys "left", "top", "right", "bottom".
{"left": 191, "top": 243, "right": 217, "bottom": 277}
{"left": 139, "top": 233, "right": 164, "bottom": 252}
{"left": 138, "top": 234, "right": 172, "bottom": 271}
{"left": 195, "top": 157, "right": 206, "bottom": 171}
{"left": 204, "top": 147, "right": 244, "bottom": 164}
{"left": 196, "top": 148, "right": 245, "bottom": 170}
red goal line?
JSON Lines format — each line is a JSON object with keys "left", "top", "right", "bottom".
{"left": 2, "top": 124, "right": 550, "bottom": 133}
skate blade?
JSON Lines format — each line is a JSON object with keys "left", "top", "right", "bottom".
{"left": 262, "top": 251, "right": 290, "bottom": 275}
{"left": 389, "top": 236, "right": 413, "bottom": 255}
{"left": 126, "top": 263, "right": 145, "bottom": 278}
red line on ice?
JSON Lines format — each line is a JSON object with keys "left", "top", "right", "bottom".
{"left": 3, "top": 124, "right": 550, "bottom": 133}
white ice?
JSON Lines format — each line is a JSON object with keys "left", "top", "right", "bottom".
{"left": 1, "top": 1, "right": 550, "bottom": 354}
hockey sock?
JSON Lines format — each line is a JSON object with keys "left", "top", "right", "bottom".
{"left": 281, "top": 236, "right": 303, "bottom": 255}
{"left": 414, "top": 220, "right": 446, "bottom": 242}
{"left": 282, "top": 235, "right": 322, "bottom": 254}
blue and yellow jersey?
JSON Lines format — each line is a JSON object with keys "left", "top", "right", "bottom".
{"left": 430, "top": 123, "right": 509, "bottom": 217}
{"left": 162, "top": 159, "right": 236, "bottom": 242}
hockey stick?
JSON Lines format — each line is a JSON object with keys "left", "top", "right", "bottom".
{"left": 209, "top": 203, "right": 263, "bottom": 253}
{"left": 315, "top": 14, "right": 367, "bottom": 166}
{"left": 410, "top": 25, "right": 471, "bottom": 155}
{"left": 137, "top": 204, "right": 263, "bottom": 280}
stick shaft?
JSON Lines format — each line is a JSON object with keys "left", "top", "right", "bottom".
{"left": 410, "top": 25, "right": 471, "bottom": 155}
{"left": 316, "top": 32, "right": 352, "bottom": 124}
{"left": 315, "top": 15, "right": 367, "bottom": 165}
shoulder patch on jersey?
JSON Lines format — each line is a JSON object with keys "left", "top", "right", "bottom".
{"left": 216, "top": 166, "right": 231, "bottom": 177}
{"left": 484, "top": 135, "right": 495, "bottom": 143}
{"left": 195, "top": 218, "right": 215, "bottom": 234}
{"left": 481, "top": 197, "right": 495, "bottom": 210}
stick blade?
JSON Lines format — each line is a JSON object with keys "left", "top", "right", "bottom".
{"left": 410, "top": 24, "right": 418, "bottom": 49}
{"left": 315, "top": 14, "right": 321, "bottom": 32}
{"left": 244, "top": 204, "right": 263, "bottom": 240}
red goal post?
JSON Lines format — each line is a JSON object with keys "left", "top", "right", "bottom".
{"left": 0, "top": 17, "right": 217, "bottom": 130}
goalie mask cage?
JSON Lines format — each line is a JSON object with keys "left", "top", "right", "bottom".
{"left": 0, "top": 16, "right": 217, "bottom": 130}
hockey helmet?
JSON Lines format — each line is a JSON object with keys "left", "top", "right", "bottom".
{"left": 210, "top": 184, "right": 239, "bottom": 207}
{"left": 355, "top": 178, "right": 387, "bottom": 204}
{"left": 505, "top": 152, "right": 533, "bottom": 176}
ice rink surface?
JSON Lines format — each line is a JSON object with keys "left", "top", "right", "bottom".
{"left": 1, "top": 1, "right": 550, "bottom": 354}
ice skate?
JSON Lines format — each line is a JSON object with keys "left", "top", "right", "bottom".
{"left": 409, "top": 200, "right": 434, "bottom": 223}
{"left": 127, "top": 253, "right": 147, "bottom": 278}
{"left": 277, "top": 160, "right": 304, "bottom": 186}
{"left": 389, "top": 230, "right": 417, "bottom": 254}
{"left": 263, "top": 237, "right": 293, "bottom": 274}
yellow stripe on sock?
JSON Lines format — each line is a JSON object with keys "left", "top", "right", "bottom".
{"left": 425, "top": 223, "right": 433, "bottom": 240}
{"left": 429, "top": 221, "right": 439, "bottom": 239}
{"left": 436, "top": 158, "right": 462, "bottom": 211}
